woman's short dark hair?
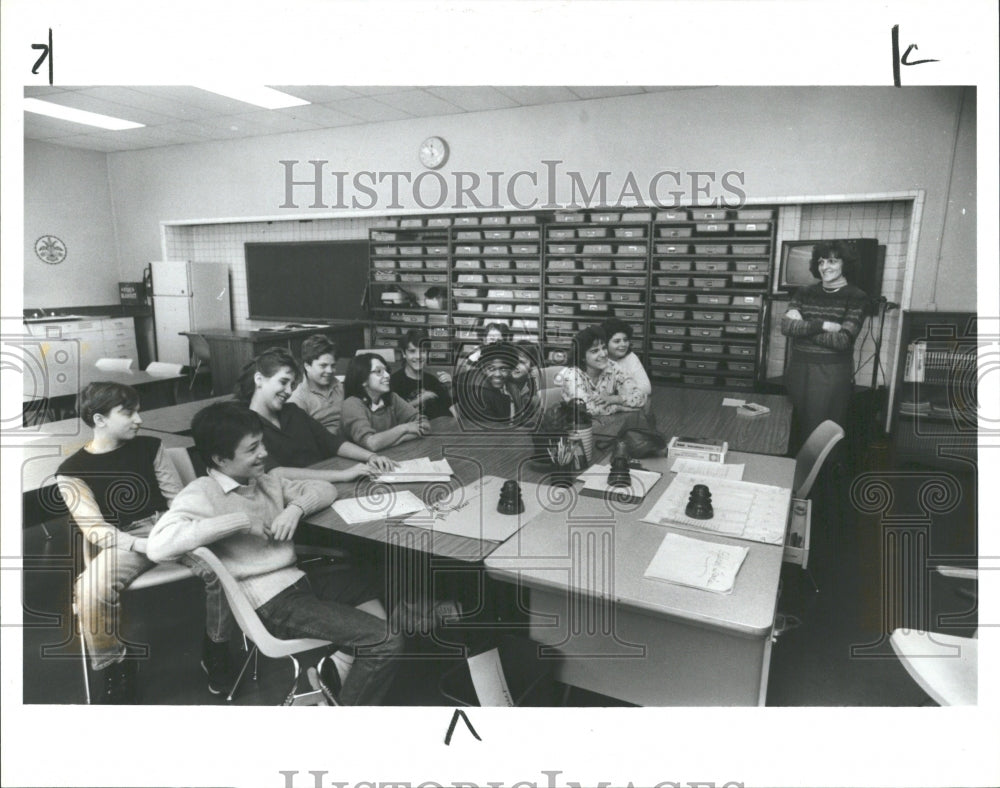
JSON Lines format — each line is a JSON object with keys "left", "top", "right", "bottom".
{"left": 570, "top": 325, "right": 607, "bottom": 370}
{"left": 344, "top": 352, "right": 387, "bottom": 399}
{"left": 299, "top": 335, "right": 336, "bottom": 367}
{"left": 77, "top": 381, "right": 140, "bottom": 427}
{"left": 191, "top": 402, "right": 263, "bottom": 469}
{"left": 600, "top": 318, "right": 633, "bottom": 342}
{"left": 233, "top": 348, "right": 300, "bottom": 404}
{"left": 479, "top": 322, "right": 511, "bottom": 342}
{"left": 809, "top": 240, "right": 859, "bottom": 280}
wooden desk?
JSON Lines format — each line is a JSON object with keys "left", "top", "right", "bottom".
{"left": 137, "top": 395, "right": 234, "bottom": 434}
{"left": 188, "top": 323, "right": 365, "bottom": 397}
{"left": 484, "top": 451, "right": 795, "bottom": 706}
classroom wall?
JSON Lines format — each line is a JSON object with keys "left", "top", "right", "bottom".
{"left": 100, "top": 86, "right": 976, "bottom": 311}
{"left": 24, "top": 140, "right": 122, "bottom": 308}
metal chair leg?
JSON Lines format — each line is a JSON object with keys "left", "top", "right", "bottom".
{"left": 805, "top": 568, "right": 820, "bottom": 594}
{"left": 75, "top": 604, "right": 91, "bottom": 704}
{"left": 227, "top": 645, "right": 257, "bottom": 702}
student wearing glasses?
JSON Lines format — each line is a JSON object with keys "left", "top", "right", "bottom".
{"left": 235, "top": 348, "right": 396, "bottom": 481}
{"left": 340, "top": 352, "right": 432, "bottom": 451}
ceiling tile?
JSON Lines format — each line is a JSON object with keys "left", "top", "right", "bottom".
{"left": 129, "top": 86, "right": 258, "bottom": 115}
{"left": 567, "top": 86, "right": 645, "bottom": 100}
{"left": 344, "top": 86, "right": 416, "bottom": 96}
{"left": 37, "top": 90, "right": 177, "bottom": 126}
{"left": 270, "top": 85, "right": 361, "bottom": 103}
{"left": 375, "top": 89, "right": 463, "bottom": 118}
{"left": 330, "top": 96, "right": 412, "bottom": 122}
{"left": 425, "top": 86, "right": 519, "bottom": 112}
{"left": 24, "top": 113, "right": 84, "bottom": 139}
{"left": 495, "top": 86, "right": 580, "bottom": 106}
{"left": 229, "top": 110, "right": 323, "bottom": 133}
{"left": 24, "top": 86, "right": 69, "bottom": 97}
{"left": 277, "top": 103, "right": 363, "bottom": 128}
{"left": 53, "top": 133, "right": 139, "bottom": 152}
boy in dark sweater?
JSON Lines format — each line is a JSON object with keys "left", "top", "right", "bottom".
{"left": 56, "top": 382, "right": 233, "bottom": 704}
{"left": 389, "top": 329, "right": 454, "bottom": 419}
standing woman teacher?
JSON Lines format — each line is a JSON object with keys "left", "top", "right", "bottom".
{"left": 780, "top": 241, "right": 869, "bottom": 446}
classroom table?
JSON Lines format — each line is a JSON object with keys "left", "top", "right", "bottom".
{"left": 297, "top": 387, "right": 795, "bottom": 705}
{"left": 22, "top": 369, "right": 185, "bottom": 423}
{"left": 484, "top": 450, "right": 795, "bottom": 706}
{"left": 136, "top": 394, "right": 235, "bottom": 434}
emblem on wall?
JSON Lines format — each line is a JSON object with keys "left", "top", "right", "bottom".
{"left": 35, "top": 235, "right": 67, "bottom": 264}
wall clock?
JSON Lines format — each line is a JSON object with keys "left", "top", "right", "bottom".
{"left": 419, "top": 136, "right": 449, "bottom": 169}
{"left": 35, "top": 235, "right": 67, "bottom": 265}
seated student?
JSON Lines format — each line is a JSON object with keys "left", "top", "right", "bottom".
{"left": 600, "top": 318, "right": 652, "bottom": 397}
{"left": 340, "top": 353, "right": 431, "bottom": 450}
{"left": 287, "top": 334, "right": 344, "bottom": 434}
{"left": 560, "top": 325, "right": 647, "bottom": 417}
{"left": 235, "top": 348, "right": 395, "bottom": 482}
{"left": 465, "top": 321, "right": 511, "bottom": 364}
{"left": 510, "top": 340, "right": 542, "bottom": 403}
{"left": 389, "top": 329, "right": 454, "bottom": 420}
{"left": 55, "top": 382, "right": 234, "bottom": 703}
{"left": 147, "top": 402, "right": 404, "bottom": 705}
{"left": 457, "top": 342, "right": 536, "bottom": 428}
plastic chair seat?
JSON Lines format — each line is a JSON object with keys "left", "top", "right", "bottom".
{"left": 889, "top": 629, "right": 977, "bottom": 706}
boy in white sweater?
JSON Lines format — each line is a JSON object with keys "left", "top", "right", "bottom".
{"left": 148, "top": 402, "right": 403, "bottom": 705}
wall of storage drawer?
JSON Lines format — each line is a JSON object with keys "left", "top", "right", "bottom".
{"left": 369, "top": 207, "right": 777, "bottom": 388}
{"left": 647, "top": 208, "right": 774, "bottom": 390}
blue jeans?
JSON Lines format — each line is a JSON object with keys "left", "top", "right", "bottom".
{"left": 255, "top": 564, "right": 404, "bottom": 706}
{"left": 76, "top": 520, "right": 233, "bottom": 670}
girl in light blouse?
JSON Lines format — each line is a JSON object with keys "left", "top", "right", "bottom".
{"left": 559, "top": 326, "right": 647, "bottom": 417}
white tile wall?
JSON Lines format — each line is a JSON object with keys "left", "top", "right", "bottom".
{"left": 766, "top": 199, "right": 912, "bottom": 390}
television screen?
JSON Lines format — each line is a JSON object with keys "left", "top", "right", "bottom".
{"left": 245, "top": 241, "right": 369, "bottom": 322}
{"left": 776, "top": 238, "right": 883, "bottom": 300}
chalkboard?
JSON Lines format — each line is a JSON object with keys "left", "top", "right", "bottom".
{"left": 245, "top": 240, "right": 368, "bottom": 322}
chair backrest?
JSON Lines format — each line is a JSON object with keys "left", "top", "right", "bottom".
{"left": 164, "top": 446, "right": 198, "bottom": 487}
{"left": 191, "top": 547, "right": 331, "bottom": 658}
{"left": 541, "top": 365, "right": 566, "bottom": 389}
{"left": 539, "top": 386, "right": 563, "bottom": 410}
{"left": 188, "top": 334, "right": 211, "bottom": 363}
{"left": 95, "top": 357, "right": 133, "bottom": 372}
{"left": 145, "top": 361, "right": 184, "bottom": 377}
{"left": 355, "top": 348, "right": 396, "bottom": 364}
{"left": 793, "top": 420, "right": 845, "bottom": 498}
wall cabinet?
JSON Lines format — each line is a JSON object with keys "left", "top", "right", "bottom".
{"left": 369, "top": 207, "right": 777, "bottom": 388}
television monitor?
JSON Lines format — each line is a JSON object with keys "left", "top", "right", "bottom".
{"left": 776, "top": 238, "right": 883, "bottom": 300}
{"left": 245, "top": 241, "right": 368, "bottom": 322}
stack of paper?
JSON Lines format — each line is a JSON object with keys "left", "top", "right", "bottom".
{"left": 644, "top": 532, "right": 749, "bottom": 594}
{"left": 332, "top": 490, "right": 428, "bottom": 524}
{"left": 374, "top": 457, "right": 454, "bottom": 484}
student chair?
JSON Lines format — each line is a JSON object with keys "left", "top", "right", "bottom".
{"left": 355, "top": 348, "right": 397, "bottom": 365}
{"left": 187, "top": 333, "right": 213, "bottom": 393}
{"left": 95, "top": 357, "right": 134, "bottom": 372}
{"left": 190, "top": 547, "right": 334, "bottom": 705}
{"left": 890, "top": 567, "right": 978, "bottom": 705}
{"left": 782, "top": 420, "right": 845, "bottom": 592}
{"left": 74, "top": 446, "right": 200, "bottom": 703}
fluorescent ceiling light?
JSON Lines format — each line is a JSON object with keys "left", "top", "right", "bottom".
{"left": 195, "top": 86, "right": 310, "bottom": 109}
{"left": 24, "top": 98, "right": 145, "bottom": 130}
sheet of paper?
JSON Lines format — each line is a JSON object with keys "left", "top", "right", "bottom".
{"left": 577, "top": 463, "right": 663, "bottom": 500}
{"left": 403, "top": 475, "right": 542, "bottom": 542}
{"left": 669, "top": 457, "right": 745, "bottom": 480}
{"left": 644, "top": 532, "right": 749, "bottom": 594}
{"left": 467, "top": 648, "right": 515, "bottom": 706}
{"left": 332, "top": 489, "right": 428, "bottom": 524}
{"left": 373, "top": 457, "right": 454, "bottom": 484}
{"left": 721, "top": 397, "right": 746, "bottom": 407}
{"left": 642, "top": 473, "right": 791, "bottom": 545}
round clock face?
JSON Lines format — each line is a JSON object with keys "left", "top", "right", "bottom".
{"left": 419, "top": 136, "right": 449, "bottom": 169}
{"left": 35, "top": 235, "right": 67, "bottom": 265}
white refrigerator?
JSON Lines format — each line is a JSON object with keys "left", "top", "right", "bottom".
{"left": 151, "top": 261, "right": 232, "bottom": 365}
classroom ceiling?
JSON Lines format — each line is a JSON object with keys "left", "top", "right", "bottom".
{"left": 24, "top": 85, "right": 676, "bottom": 153}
